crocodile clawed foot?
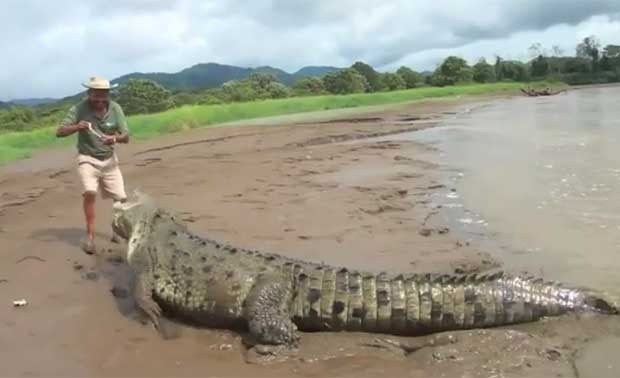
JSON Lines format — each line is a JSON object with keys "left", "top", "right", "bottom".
{"left": 135, "top": 294, "right": 162, "bottom": 330}
{"left": 241, "top": 329, "right": 299, "bottom": 365}
{"left": 245, "top": 344, "right": 299, "bottom": 365}
{"left": 154, "top": 317, "right": 182, "bottom": 340}
{"left": 133, "top": 276, "right": 162, "bottom": 330}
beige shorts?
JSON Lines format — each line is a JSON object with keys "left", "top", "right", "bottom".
{"left": 77, "top": 153, "right": 127, "bottom": 201}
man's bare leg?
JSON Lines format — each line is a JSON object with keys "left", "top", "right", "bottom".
{"left": 82, "top": 191, "right": 97, "bottom": 254}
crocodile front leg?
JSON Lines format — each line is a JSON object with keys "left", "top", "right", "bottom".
{"left": 134, "top": 272, "right": 162, "bottom": 329}
{"left": 125, "top": 231, "right": 163, "bottom": 331}
{"left": 243, "top": 273, "right": 299, "bottom": 347}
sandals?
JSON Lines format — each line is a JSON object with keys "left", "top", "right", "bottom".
{"left": 82, "top": 230, "right": 123, "bottom": 255}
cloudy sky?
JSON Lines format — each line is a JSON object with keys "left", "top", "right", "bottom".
{"left": 2, "top": 0, "right": 620, "bottom": 100}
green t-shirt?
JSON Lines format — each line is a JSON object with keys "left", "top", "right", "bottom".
{"left": 61, "top": 99, "right": 129, "bottom": 160}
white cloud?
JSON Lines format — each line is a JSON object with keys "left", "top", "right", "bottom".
{"left": 385, "top": 14, "right": 620, "bottom": 72}
{"left": 1, "top": 0, "right": 619, "bottom": 100}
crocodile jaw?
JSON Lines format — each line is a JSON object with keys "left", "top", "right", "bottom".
{"left": 112, "top": 200, "right": 137, "bottom": 240}
{"left": 112, "top": 190, "right": 152, "bottom": 240}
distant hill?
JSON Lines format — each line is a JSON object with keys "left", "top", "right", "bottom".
{"left": 5, "top": 62, "right": 343, "bottom": 111}
{"left": 292, "top": 66, "right": 340, "bottom": 78}
{"left": 9, "top": 98, "right": 57, "bottom": 107}
{"left": 111, "top": 62, "right": 343, "bottom": 91}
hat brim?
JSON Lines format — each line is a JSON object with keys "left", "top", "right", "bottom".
{"left": 81, "top": 83, "right": 119, "bottom": 90}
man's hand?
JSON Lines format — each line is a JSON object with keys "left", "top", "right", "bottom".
{"left": 102, "top": 134, "right": 117, "bottom": 145}
{"left": 56, "top": 121, "right": 90, "bottom": 137}
{"left": 100, "top": 132, "right": 128, "bottom": 145}
{"left": 114, "top": 132, "right": 129, "bottom": 144}
{"left": 76, "top": 121, "right": 91, "bottom": 131}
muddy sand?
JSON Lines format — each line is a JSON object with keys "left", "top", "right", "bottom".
{"left": 1, "top": 94, "right": 618, "bottom": 377}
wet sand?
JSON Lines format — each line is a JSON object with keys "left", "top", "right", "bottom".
{"left": 0, "top": 94, "right": 617, "bottom": 377}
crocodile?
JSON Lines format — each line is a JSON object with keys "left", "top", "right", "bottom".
{"left": 111, "top": 192, "right": 618, "bottom": 348}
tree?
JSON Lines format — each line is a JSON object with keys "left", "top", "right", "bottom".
{"left": 247, "top": 73, "right": 291, "bottom": 99}
{"left": 576, "top": 36, "right": 601, "bottom": 59}
{"left": 116, "top": 78, "right": 174, "bottom": 115}
{"left": 246, "top": 73, "right": 275, "bottom": 98}
{"left": 265, "top": 82, "right": 291, "bottom": 98}
{"left": 396, "top": 66, "right": 423, "bottom": 88}
{"left": 576, "top": 35, "right": 601, "bottom": 71}
{"left": 599, "top": 55, "right": 612, "bottom": 71}
{"left": 495, "top": 60, "right": 530, "bottom": 81}
{"left": 0, "top": 106, "right": 36, "bottom": 131}
{"left": 246, "top": 73, "right": 275, "bottom": 91}
{"left": 380, "top": 72, "right": 406, "bottom": 91}
{"left": 431, "top": 56, "right": 473, "bottom": 86}
{"left": 563, "top": 58, "right": 590, "bottom": 73}
{"left": 172, "top": 91, "right": 198, "bottom": 107}
{"left": 323, "top": 69, "right": 368, "bottom": 94}
{"left": 530, "top": 55, "right": 550, "bottom": 77}
{"left": 198, "top": 89, "right": 226, "bottom": 105}
{"left": 494, "top": 55, "right": 504, "bottom": 81}
{"left": 472, "top": 58, "right": 496, "bottom": 83}
{"left": 220, "top": 73, "right": 291, "bottom": 102}
{"left": 220, "top": 80, "right": 257, "bottom": 102}
{"left": 292, "top": 77, "right": 327, "bottom": 96}
{"left": 351, "top": 61, "right": 382, "bottom": 91}
{"left": 528, "top": 43, "right": 543, "bottom": 59}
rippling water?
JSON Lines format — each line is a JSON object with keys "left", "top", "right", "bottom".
{"left": 405, "top": 86, "right": 620, "bottom": 292}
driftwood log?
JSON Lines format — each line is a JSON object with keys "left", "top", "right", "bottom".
{"left": 520, "top": 87, "right": 566, "bottom": 97}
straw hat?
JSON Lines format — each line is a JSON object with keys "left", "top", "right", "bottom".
{"left": 81, "top": 76, "right": 118, "bottom": 90}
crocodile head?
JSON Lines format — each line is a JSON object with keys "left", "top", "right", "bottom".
{"left": 112, "top": 190, "right": 156, "bottom": 240}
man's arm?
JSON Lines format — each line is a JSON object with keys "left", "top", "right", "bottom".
{"left": 101, "top": 131, "right": 129, "bottom": 145}
{"left": 113, "top": 130, "right": 129, "bottom": 144}
{"left": 56, "top": 106, "right": 89, "bottom": 137}
{"left": 56, "top": 122, "right": 90, "bottom": 137}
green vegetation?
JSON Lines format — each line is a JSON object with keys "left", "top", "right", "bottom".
{"left": 0, "top": 81, "right": 562, "bottom": 165}
{"left": 218, "top": 73, "right": 292, "bottom": 103}
{"left": 0, "top": 34, "right": 615, "bottom": 165}
{"left": 396, "top": 66, "right": 424, "bottom": 88}
{"left": 431, "top": 56, "right": 474, "bottom": 86}
{"left": 322, "top": 69, "right": 369, "bottom": 94}
{"left": 292, "top": 77, "right": 327, "bottom": 96}
{"left": 117, "top": 79, "right": 174, "bottom": 115}
{"left": 381, "top": 72, "right": 407, "bottom": 91}
{"left": 473, "top": 59, "right": 497, "bottom": 83}
{"left": 527, "top": 37, "right": 620, "bottom": 84}
{"left": 351, "top": 61, "right": 384, "bottom": 92}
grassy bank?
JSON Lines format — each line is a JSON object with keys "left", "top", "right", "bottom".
{"left": 0, "top": 82, "right": 560, "bottom": 165}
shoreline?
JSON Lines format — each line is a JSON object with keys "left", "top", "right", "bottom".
{"left": 0, "top": 92, "right": 513, "bottom": 176}
{"left": 0, "top": 81, "right": 561, "bottom": 166}
{"left": 568, "top": 81, "right": 620, "bottom": 90}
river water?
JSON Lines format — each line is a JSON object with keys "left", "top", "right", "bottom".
{"left": 405, "top": 86, "right": 620, "bottom": 294}
{"left": 397, "top": 87, "right": 620, "bottom": 376}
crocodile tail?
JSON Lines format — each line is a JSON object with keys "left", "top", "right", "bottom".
{"left": 494, "top": 273, "right": 618, "bottom": 320}
{"left": 373, "top": 271, "right": 619, "bottom": 334}
{"left": 580, "top": 291, "right": 618, "bottom": 314}
{"left": 289, "top": 265, "right": 617, "bottom": 335}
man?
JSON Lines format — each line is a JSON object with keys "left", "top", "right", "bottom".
{"left": 56, "top": 76, "right": 130, "bottom": 254}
